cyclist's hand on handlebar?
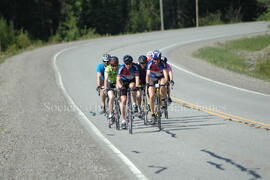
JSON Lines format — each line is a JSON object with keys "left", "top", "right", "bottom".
{"left": 170, "top": 80, "right": 174, "bottom": 86}
{"left": 96, "top": 86, "right": 101, "bottom": 92}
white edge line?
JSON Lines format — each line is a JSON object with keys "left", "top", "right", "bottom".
{"left": 53, "top": 47, "right": 148, "bottom": 180}
{"left": 160, "top": 35, "right": 270, "bottom": 98}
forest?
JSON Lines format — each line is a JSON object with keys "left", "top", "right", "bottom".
{"left": 0, "top": 0, "right": 270, "bottom": 54}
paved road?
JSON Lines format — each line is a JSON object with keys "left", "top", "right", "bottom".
{"left": 55, "top": 22, "right": 270, "bottom": 180}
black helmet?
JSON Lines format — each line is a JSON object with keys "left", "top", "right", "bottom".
{"left": 123, "top": 55, "right": 133, "bottom": 64}
{"left": 138, "top": 55, "right": 147, "bottom": 64}
{"left": 162, "top": 56, "right": 167, "bottom": 63}
{"left": 102, "top": 54, "right": 111, "bottom": 62}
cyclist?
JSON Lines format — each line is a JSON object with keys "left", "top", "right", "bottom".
{"left": 162, "top": 56, "right": 174, "bottom": 103}
{"left": 146, "top": 50, "right": 168, "bottom": 123}
{"left": 136, "top": 55, "right": 148, "bottom": 115}
{"left": 96, "top": 54, "right": 111, "bottom": 113}
{"left": 116, "top": 55, "right": 140, "bottom": 129}
{"left": 104, "top": 56, "right": 120, "bottom": 124}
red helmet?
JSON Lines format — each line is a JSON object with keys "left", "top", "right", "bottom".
{"left": 109, "top": 56, "right": 119, "bottom": 66}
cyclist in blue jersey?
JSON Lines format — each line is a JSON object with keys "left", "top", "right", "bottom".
{"left": 96, "top": 54, "right": 111, "bottom": 113}
{"left": 116, "top": 55, "right": 140, "bottom": 129}
{"left": 146, "top": 50, "right": 168, "bottom": 123}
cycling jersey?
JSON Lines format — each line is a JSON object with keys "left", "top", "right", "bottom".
{"left": 105, "top": 64, "right": 120, "bottom": 83}
{"left": 147, "top": 60, "right": 167, "bottom": 79}
{"left": 166, "top": 63, "right": 172, "bottom": 73}
{"left": 96, "top": 63, "right": 106, "bottom": 81}
{"left": 117, "top": 64, "right": 139, "bottom": 82}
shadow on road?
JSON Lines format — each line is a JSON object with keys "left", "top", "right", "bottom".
{"left": 133, "top": 114, "right": 226, "bottom": 136}
{"left": 201, "top": 149, "right": 262, "bottom": 179}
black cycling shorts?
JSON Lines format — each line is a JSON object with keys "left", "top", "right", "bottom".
{"left": 120, "top": 80, "right": 135, "bottom": 96}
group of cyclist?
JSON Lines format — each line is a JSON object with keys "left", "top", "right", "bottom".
{"left": 96, "top": 50, "right": 174, "bottom": 129}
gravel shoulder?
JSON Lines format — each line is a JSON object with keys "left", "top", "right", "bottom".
{"left": 167, "top": 32, "right": 270, "bottom": 95}
{"left": 0, "top": 41, "right": 130, "bottom": 179}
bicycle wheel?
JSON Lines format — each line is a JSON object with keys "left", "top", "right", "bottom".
{"left": 125, "top": 91, "right": 133, "bottom": 134}
{"left": 164, "top": 100, "right": 168, "bottom": 119}
{"left": 142, "top": 95, "right": 148, "bottom": 125}
{"left": 155, "top": 97, "right": 162, "bottom": 131}
{"left": 114, "top": 98, "right": 120, "bottom": 130}
{"left": 127, "top": 101, "right": 133, "bottom": 134}
{"left": 104, "top": 96, "right": 109, "bottom": 117}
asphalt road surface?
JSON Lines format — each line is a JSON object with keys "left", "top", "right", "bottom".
{"left": 55, "top": 22, "right": 270, "bottom": 180}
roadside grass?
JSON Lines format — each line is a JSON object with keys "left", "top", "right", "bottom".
{"left": 223, "top": 35, "right": 270, "bottom": 51}
{"left": 193, "top": 34, "right": 270, "bottom": 82}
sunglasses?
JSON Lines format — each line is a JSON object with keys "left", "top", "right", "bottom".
{"left": 111, "top": 65, "right": 118, "bottom": 67}
{"left": 125, "top": 63, "right": 132, "bottom": 66}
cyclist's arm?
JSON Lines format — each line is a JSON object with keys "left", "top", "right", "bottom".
{"left": 116, "top": 76, "right": 122, "bottom": 89}
{"left": 163, "top": 69, "right": 168, "bottom": 84}
{"left": 168, "top": 70, "right": 173, "bottom": 82}
{"left": 146, "top": 69, "right": 151, "bottom": 84}
{"left": 135, "top": 75, "right": 140, "bottom": 88}
{"left": 96, "top": 72, "right": 102, "bottom": 87}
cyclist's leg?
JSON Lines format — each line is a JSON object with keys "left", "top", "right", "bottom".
{"left": 148, "top": 80, "right": 155, "bottom": 115}
{"left": 129, "top": 82, "right": 138, "bottom": 112}
{"left": 136, "top": 88, "right": 142, "bottom": 111}
{"left": 120, "top": 81, "right": 128, "bottom": 123}
{"left": 129, "top": 82, "right": 136, "bottom": 101}
{"left": 108, "top": 90, "right": 115, "bottom": 117}
{"left": 159, "top": 78, "right": 167, "bottom": 100}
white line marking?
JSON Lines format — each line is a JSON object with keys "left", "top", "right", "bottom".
{"left": 53, "top": 48, "right": 148, "bottom": 180}
{"left": 160, "top": 35, "right": 270, "bottom": 98}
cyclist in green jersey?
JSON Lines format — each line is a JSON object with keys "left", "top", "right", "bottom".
{"left": 104, "top": 56, "right": 120, "bottom": 121}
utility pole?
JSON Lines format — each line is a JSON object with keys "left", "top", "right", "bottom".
{"left": 160, "top": 0, "right": 164, "bottom": 31}
{"left": 196, "top": 0, "right": 199, "bottom": 27}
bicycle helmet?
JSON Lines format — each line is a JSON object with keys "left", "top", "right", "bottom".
{"left": 162, "top": 56, "right": 167, "bottom": 63}
{"left": 109, "top": 56, "right": 119, "bottom": 65}
{"left": 138, "top": 55, "right": 147, "bottom": 64}
{"left": 102, "top": 54, "right": 111, "bottom": 62}
{"left": 151, "top": 50, "right": 162, "bottom": 60}
{"left": 146, "top": 51, "right": 152, "bottom": 57}
{"left": 123, "top": 55, "right": 133, "bottom": 64}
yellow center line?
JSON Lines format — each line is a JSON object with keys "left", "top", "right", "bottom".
{"left": 171, "top": 96, "right": 270, "bottom": 129}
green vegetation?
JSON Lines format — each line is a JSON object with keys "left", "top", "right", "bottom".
{"left": 193, "top": 34, "right": 270, "bottom": 81}
{"left": 0, "top": 0, "right": 269, "bottom": 64}
{"left": 223, "top": 35, "right": 270, "bottom": 51}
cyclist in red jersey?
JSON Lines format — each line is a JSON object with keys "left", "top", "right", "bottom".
{"left": 146, "top": 50, "right": 168, "bottom": 123}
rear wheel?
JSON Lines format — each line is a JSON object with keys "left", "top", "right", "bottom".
{"left": 127, "top": 101, "right": 133, "bottom": 134}
{"left": 114, "top": 100, "right": 120, "bottom": 130}
{"left": 142, "top": 95, "right": 148, "bottom": 125}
